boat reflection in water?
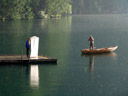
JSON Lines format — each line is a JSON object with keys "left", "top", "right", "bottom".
{"left": 30, "top": 65, "right": 39, "bottom": 88}
{"left": 82, "top": 52, "right": 117, "bottom": 78}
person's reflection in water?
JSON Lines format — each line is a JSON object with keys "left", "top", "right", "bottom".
{"left": 30, "top": 64, "right": 39, "bottom": 88}
{"left": 89, "top": 55, "right": 94, "bottom": 79}
{"left": 25, "top": 65, "right": 30, "bottom": 79}
{"left": 89, "top": 55, "right": 94, "bottom": 72}
{"left": 88, "top": 52, "right": 117, "bottom": 79}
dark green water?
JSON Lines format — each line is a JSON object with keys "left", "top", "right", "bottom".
{"left": 0, "top": 15, "right": 128, "bottom": 96}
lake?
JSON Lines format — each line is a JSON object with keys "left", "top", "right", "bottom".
{"left": 0, "top": 14, "right": 128, "bottom": 96}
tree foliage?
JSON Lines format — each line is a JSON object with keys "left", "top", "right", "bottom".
{"left": 0, "top": 0, "right": 72, "bottom": 20}
{"left": 0, "top": 0, "right": 34, "bottom": 20}
{"left": 45, "top": 0, "right": 72, "bottom": 17}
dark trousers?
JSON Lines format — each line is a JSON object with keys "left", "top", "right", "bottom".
{"left": 26, "top": 48, "right": 30, "bottom": 58}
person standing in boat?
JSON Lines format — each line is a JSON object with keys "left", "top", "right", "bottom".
{"left": 25, "top": 38, "right": 31, "bottom": 58}
{"left": 88, "top": 36, "right": 94, "bottom": 50}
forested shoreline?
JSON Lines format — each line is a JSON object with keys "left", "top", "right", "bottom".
{"left": 0, "top": 0, "right": 72, "bottom": 21}
{"left": 72, "top": 0, "right": 128, "bottom": 14}
{"left": 1, "top": 0, "right": 128, "bottom": 21}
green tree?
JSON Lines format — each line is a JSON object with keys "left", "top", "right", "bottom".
{"left": 0, "top": 0, "right": 34, "bottom": 20}
{"left": 45, "top": 0, "right": 72, "bottom": 17}
{"left": 30, "top": 0, "right": 40, "bottom": 15}
{"left": 0, "top": 0, "right": 72, "bottom": 20}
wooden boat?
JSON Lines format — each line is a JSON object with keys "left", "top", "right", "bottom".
{"left": 81, "top": 46, "right": 118, "bottom": 54}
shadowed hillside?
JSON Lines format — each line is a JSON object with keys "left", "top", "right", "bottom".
{"left": 72, "top": 0, "right": 128, "bottom": 14}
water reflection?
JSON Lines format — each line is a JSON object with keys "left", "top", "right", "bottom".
{"left": 25, "top": 63, "right": 57, "bottom": 89}
{"left": 89, "top": 55, "right": 94, "bottom": 72}
{"left": 82, "top": 52, "right": 117, "bottom": 76}
{"left": 30, "top": 65, "right": 39, "bottom": 88}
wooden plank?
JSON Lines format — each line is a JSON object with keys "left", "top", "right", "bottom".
{"left": 0, "top": 55, "right": 57, "bottom": 64}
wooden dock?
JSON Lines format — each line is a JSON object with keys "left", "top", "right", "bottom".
{"left": 0, "top": 55, "right": 57, "bottom": 64}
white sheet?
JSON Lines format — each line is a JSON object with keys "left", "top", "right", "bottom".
{"left": 30, "top": 36, "right": 39, "bottom": 59}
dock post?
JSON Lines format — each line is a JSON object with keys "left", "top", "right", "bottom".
{"left": 21, "top": 49, "right": 23, "bottom": 60}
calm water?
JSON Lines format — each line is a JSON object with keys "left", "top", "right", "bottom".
{"left": 0, "top": 15, "right": 128, "bottom": 96}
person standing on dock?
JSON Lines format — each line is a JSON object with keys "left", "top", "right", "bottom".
{"left": 88, "top": 36, "right": 94, "bottom": 50}
{"left": 25, "top": 38, "right": 31, "bottom": 58}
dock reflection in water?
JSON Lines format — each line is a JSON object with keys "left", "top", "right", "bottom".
{"left": 82, "top": 52, "right": 117, "bottom": 77}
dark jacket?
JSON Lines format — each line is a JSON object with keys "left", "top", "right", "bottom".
{"left": 25, "top": 40, "right": 30, "bottom": 48}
